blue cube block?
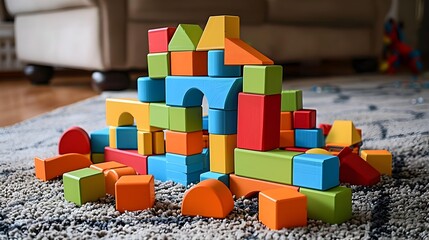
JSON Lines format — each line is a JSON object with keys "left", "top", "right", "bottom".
{"left": 137, "top": 77, "right": 166, "bottom": 102}
{"left": 208, "top": 109, "right": 237, "bottom": 134}
{"left": 208, "top": 50, "right": 241, "bottom": 77}
{"left": 166, "top": 170, "right": 202, "bottom": 186}
{"left": 293, "top": 154, "right": 339, "bottom": 190}
{"left": 167, "top": 161, "right": 204, "bottom": 174}
{"left": 202, "top": 116, "right": 209, "bottom": 130}
{"left": 90, "top": 128, "right": 109, "bottom": 153}
{"left": 148, "top": 155, "right": 167, "bottom": 181}
{"left": 166, "top": 153, "right": 203, "bottom": 165}
{"left": 116, "top": 126, "right": 138, "bottom": 150}
{"left": 200, "top": 171, "right": 229, "bottom": 187}
{"left": 295, "top": 129, "right": 325, "bottom": 148}
{"left": 202, "top": 148, "right": 210, "bottom": 172}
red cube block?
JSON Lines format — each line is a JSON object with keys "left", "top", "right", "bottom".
{"left": 148, "top": 27, "right": 176, "bottom": 53}
{"left": 293, "top": 109, "right": 316, "bottom": 129}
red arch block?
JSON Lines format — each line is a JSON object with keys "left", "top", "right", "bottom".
{"left": 58, "top": 126, "right": 90, "bottom": 155}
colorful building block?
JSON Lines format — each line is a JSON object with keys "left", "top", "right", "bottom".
{"left": 259, "top": 188, "right": 307, "bottom": 230}
{"left": 284, "top": 147, "right": 309, "bottom": 153}
{"left": 137, "top": 131, "right": 152, "bottom": 155}
{"left": 147, "top": 155, "right": 167, "bottom": 182}
{"left": 292, "top": 154, "right": 339, "bottom": 190}
{"left": 171, "top": 51, "right": 208, "bottom": 76}
{"left": 306, "top": 148, "right": 332, "bottom": 155}
{"left": 105, "top": 167, "right": 136, "bottom": 196}
{"left": 90, "top": 128, "right": 109, "bottom": 153}
{"left": 147, "top": 52, "right": 170, "bottom": 79}
{"left": 234, "top": 148, "right": 301, "bottom": 185}
{"left": 237, "top": 93, "right": 281, "bottom": 151}
{"left": 168, "top": 24, "right": 203, "bottom": 51}
{"left": 293, "top": 109, "right": 316, "bottom": 129}
{"left": 299, "top": 186, "right": 352, "bottom": 224}
{"left": 90, "top": 161, "right": 126, "bottom": 173}
{"left": 197, "top": 16, "right": 240, "bottom": 50}
{"left": 148, "top": 27, "right": 176, "bottom": 53}
{"left": 115, "top": 175, "right": 155, "bottom": 212}
{"left": 104, "top": 147, "right": 147, "bottom": 174}
{"left": 34, "top": 153, "right": 92, "bottom": 181}
{"left": 166, "top": 170, "right": 201, "bottom": 186}
{"left": 200, "top": 171, "right": 229, "bottom": 187}
{"left": 243, "top": 65, "right": 283, "bottom": 95}
{"left": 202, "top": 116, "right": 209, "bottom": 130}
{"left": 58, "top": 126, "right": 90, "bottom": 155}
{"left": 319, "top": 123, "right": 332, "bottom": 136}
{"left": 360, "top": 150, "right": 392, "bottom": 176}
{"left": 108, "top": 126, "right": 117, "bottom": 148}
{"left": 137, "top": 77, "right": 166, "bottom": 102}
{"left": 166, "top": 152, "right": 204, "bottom": 173}
{"left": 224, "top": 38, "right": 273, "bottom": 65}
{"left": 91, "top": 153, "right": 104, "bottom": 164}
{"left": 152, "top": 131, "right": 165, "bottom": 155}
{"left": 229, "top": 174, "right": 299, "bottom": 198}
{"left": 294, "top": 129, "right": 325, "bottom": 148}
{"left": 181, "top": 179, "right": 234, "bottom": 218}
{"left": 115, "top": 126, "right": 138, "bottom": 150}
{"left": 209, "top": 134, "right": 236, "bottom": 174}
{"left": 169, "top": 106, "right": 202, "bottom": 132}
{"left": 279, "top": 130, "right": 295, "bottom": 148}
{"left": 280, "top": 112, "right": 293, "bottom": 130}
{"left": 208, "top": 50, "right": 241, "bottom": 77}
{"left": 337, "top": 147, "right": 380, "bottom": 186}
{"left": 165, "top": 130, "right": 203, "bottom": 155}
{"left": 326, "top": 120, "right": 362, "bottom": 147}
{"left": 149, "top": 103, "right": 169, "bottom": 129}
{"left": 202, "top": 134, "right": 209, "bottom": 148}
{"left": 208, "top": 109, "right": 237, "bottom": 134}
{"left": 63, "top": 168, "right": 105, "bottom": 206}
{"left": 202, "top": 148, "right": 210, "bottom": 172}
{"left": 281, "top": 90, "right": 303, "bottom": 112}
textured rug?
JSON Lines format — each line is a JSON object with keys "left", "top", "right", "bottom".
{"left": 1, "top": 75, "right": 428, "bottom": 239}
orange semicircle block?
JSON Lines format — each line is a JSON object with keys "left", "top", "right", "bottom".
{"left": 224, "top": 38, "right": 273, "bottom": 65}
{"left": 34, "top": 153, "right": 92, "bottom": 181}
{"left": 58, "top": 126, "right": 91, "bottom": 155}
{"left": 181, "top": 179, "right": 234, "bottom": 218}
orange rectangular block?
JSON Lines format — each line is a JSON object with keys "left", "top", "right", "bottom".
{"left": 34, "top": 153, "right": 92, "bottom": 181}
{"left": 90, "top": 161, "right": 126, "bottom": 173}
{"left": 105, "top": 167, "right": 136, "bottom": 195}
{"left": 280, "top": 112, "right": 293, "bottom": 130}
{"left": 165, "top": 130, "right": 203, "bottom": 155}
{"left": 279, "top": 130, "right": 295, "bottom": 148}
{"left": 229, "top": 174, "right": 299, "bottom": 198}
{"left": 171, "top": 51, "right": 208, "bottom": 76}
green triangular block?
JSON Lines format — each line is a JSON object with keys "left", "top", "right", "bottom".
{"left": 168, "top": 24, "right": 203, "bottom": 51}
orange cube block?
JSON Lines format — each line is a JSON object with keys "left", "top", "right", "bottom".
{"left": 279, "top": 130, "right": 295, "bottom": 148}
{"left": 259, "top": 188, "right": 307, "bottom": 230}
{"left": 171, "top": 51, "right": 208, "bottom": 76}
{"left": 105, "top": 167, "right": 136, "bottom": 195}
{"left": 115, "top": 175, "right": 155, "bottom": 212}
{"left": 165, "top": 130, "right": 203, "bottom": 155}
{"left": 360, "top": 150, "right": 392, "bottom": 176}
{"left": 280, "top": 112, "right": 293, "bottom": 130}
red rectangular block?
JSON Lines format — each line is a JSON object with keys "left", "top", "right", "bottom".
{"left": 104, "top": 147, "right": 148, "bottom": 174}
{"left": 148, "top": 27, "right": 176, "bottom": 53}
{"left": 293, "top": 109, "right": 316, "bottom": 129}
{"left": 237, "top": 93, "right": 281, "bottom": 151}
{"left": 283, "top": 147, "right": 309, "bottom": 153}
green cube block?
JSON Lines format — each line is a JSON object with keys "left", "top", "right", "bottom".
{"left": 281, "top": 90, "right": 303, "bottom": 111}
{"left": 243, "top": 65, "right": 283, "bottom": 95}
{"left": 169, "top": 106, "right": 202, "bottom": 132}
{"left": 63, "top": 168, "right": 105, "bottom": 206}
{"left": 299, "top": 186, "right": 352, "bottom": 224}
{"left": 150, "top": 103, "right": 170, "bottom": 129}
{"left": 234, "top": 148, "right": 302, "bottom": 184}
{"left": 148, "top": 52, "right": 170, "bottom": 78}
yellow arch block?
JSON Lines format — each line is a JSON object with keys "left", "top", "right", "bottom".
{"left": 196, "top": 15, "right": 240, "bottom": 51}
{"left": 306, "top": 148, "right": 332, "bottom": 155}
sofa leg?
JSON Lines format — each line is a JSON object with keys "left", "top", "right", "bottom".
{"left": 24, "top": 64, "right": 54, "bottom": 85}
{"left": 91, "top": 71, "right": 130, "bottom": 92}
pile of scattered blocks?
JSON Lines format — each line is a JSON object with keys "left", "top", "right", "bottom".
{"left": 34, "top": 15, "right": 393, "bottom": 230}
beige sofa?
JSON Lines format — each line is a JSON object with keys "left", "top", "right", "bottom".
{"left": 5, "top": 0, "right": 391, "bottom": 90}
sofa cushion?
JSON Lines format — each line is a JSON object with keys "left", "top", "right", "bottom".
{"left": 5, "top": 0, "right": 94, "bottom": 15}
{"left": 128, "top": 0, "right": 266, "bottom": 24}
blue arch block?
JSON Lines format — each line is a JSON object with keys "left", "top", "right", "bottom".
{"left": 208, "top": 109, "right": 237, "bottom": 134}
{"left": 208, "top": 50, "right": 241, "bottom": 77}
{"left": 137, "top": 77, "right": 166, "bottom": 102}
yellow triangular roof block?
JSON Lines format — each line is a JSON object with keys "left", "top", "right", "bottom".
{"left": 196, "top": 15, "right": 240, "bottom": 51}
{"left": 325, "top": 120, "right": 361, "bottom": 146}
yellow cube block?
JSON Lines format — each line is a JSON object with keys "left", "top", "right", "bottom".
{"left": 360, "top": 150, "right": 392, "bottom": 176}
{"left": 109, "top": 126, "right": 117, "bottom": 148}
{"left": 137, "top": 131, "right": 152, "bottom": 155}
{"left": 152, "top": 131, "right": 165, "bottom": 155}
{"left": 209, "top": 134, "right": 236, "bottom": 174}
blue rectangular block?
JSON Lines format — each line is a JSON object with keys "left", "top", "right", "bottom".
{"left": 208, "top": 50, "right": 241, "bottom": 77}
{"left": 148, "top": 155, "right": 167, "bottom": 182}
{"left": 202, "top": 116, "right": 209, "bottom": 130}
{"left": 202, "top": 148, "right": 210, "bottom": 172}
{"left": 293, "top": 154, "right": 339, "bottom": 190}
{"left": 200, "top": 171, "right": 229, "bottom": 187}
{"left": 90, "top": 128, "right": 109, "bottom": 153}
{"left": 166, "top": 170, "right": 201, "bottom": 186}
{"left": 166, "top": 161, "right": 204, "bottom": 173}
{"left": 116, "top": 126, "right": 138, "bottom": 150}
{"left": 295, "top": 129, "right": 325, "bottom": 148}
{"left": 166, "top": 153, "right": 203, "bottom": 165}
{"left": 137, "top": 77, "right": 166, "bottom": 102}
{"left": 208, "top": 109, "right": 237, "bottom": 134}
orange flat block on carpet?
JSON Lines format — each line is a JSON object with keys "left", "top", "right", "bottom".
{"left": 105, "top": 167, "right": 136, "bottom": 195}
{"left": 115, "top": 175, "right": 155, "bottom": 212}
{"left": 171, "top": 51, "right": 208, "bottom": 76}
{"left": 181, "top": 179, "right": 234, "bottom": 218}
{"left": 165, "top": 130, "right": 203, "bottom": 155}
{"left": 90, "top": 161, "right": 126, "bottom": 173}
{"left": 34, "top": 153, "right": 92, "bottom": 181}
{"left": 58, "top": 126, "right": 91, "bottom": 155}
{"left": 224, "top": 38, "right": 273, "bottom": 65}
{"left": 229, "top": 174, "right": 298, "bottom": 198}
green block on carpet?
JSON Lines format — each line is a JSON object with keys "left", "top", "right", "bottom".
{"left": 299, "top": 186, "right": 352, "bottom": 224}
{"left": 234, "top": 148, "right": 302, "bottom": 184}
{"left": 63, "top": 168, "right": 105, "bottom": 206}
{"left": 147, "top": 52, "right": 170, "bottom": 78}
{"left": 150, "top": 103, "right": 170, "bottom": 129}
{"left": 169, "top": 106, "right": 202, "bottom": 132}
{"left": 281, "top": 90, "right": 303, "bottom": 111}
{"left": 168, "top": 24, "right": 203, "bottom": 51}
{"left": 243, "top": 65, "right": 283, "bottom": 95}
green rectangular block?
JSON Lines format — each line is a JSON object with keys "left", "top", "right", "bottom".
{"left": 299, "top": 186, "right": 352, "bottom": 224}
{"left": 243, "top": 65, "right": 283, "bottom": 95}
{"left": 169, "top": 106, "right": 202, "bottom": 132}
{"left": 63, "top": 168, "right": 106, "bottom": 206}
{"left": 281, "top": 90, "right": 303, "bottom": 111}
{"left": 150, "top": 103, "right": 170, "bottom": 129}
{"left": 148, "top": 52, "right": 170, "bottom": 79}
{"left": 234, "top": 148, "right": 302, "bottom": 185}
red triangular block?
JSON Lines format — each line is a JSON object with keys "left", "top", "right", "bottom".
{"left": 337, "top": 147, "right": 380, "bottom": 186}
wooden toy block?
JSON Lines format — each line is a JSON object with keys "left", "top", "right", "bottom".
{"left": 279, "top": 130, "right": 295, "bottom": 148}
{"left": 197, "top": 16, "right": 240, "bottom": 51}
{"left": 237, "top": 93, "right": 281, "bottom": 151}
{"left": 167, "top": 161, "right": 204, "bottom": 174}
{"left": 169, "top": 106, "right": 202, "bottom": 132}
{"left": 137, "top": 131, "right": 153, "bottom": 155}
{"left": 105, "top": 147, "right": 148, "bottom": 174}
{"left": 284, "top": 147, "right": 309, "bottom": 153}
{"left": 360, "top": 150, "right": 392, "bottom": 176}
{"left": 168, "top": 24, "right": 203, "bottom": 51}
{"left": 63, "top": 168, "right": 105, "bottom": 206}
{"left": 148, "top": 27, "right": 176, "bottom": 53}
{"left": 147, "top": 52, "right": 170, "bottom": 79}
{"left": 281, "top": 90, "right": 303, "bottom": 112}
{"left": 318, "top": 123, "right": 332, "bottom": 136}
{"left": 149, "top": 103, "right": 170, "bottom": 129}
{"left": 166, "top": 152, "right": 204, "bottom": 173}
{"left": 171, "top": 51, "right": 208, "bottom": 76}
{"left": 337, "top": 147, "right": 380, "bottom": 186}
{"left": 165, "top": 130, "right": 203, "bottom": 155}
{"left": 147, "top": 155, "right": 167, "bottom": 181}
{"left": 108, "top": 126, "right": 117, "bottom": 148}
{"left": 152, "top": 131, "right": 165, "bottom": 155}
{"left": 115, "top": 175, "right": 155, "bottom": 212}
{"left": 306, "top": 148, "right": 332, "bottom": 155}
{"left": 326, "top": 120, "right": 362, "bottom": 147}
{"left": 293, "top": 109, "right": 316, "bottom": 129}
{"left": 137, "top": 77, "right": 165, "bottom": 102}
{"left": 91, "top": 153, "right": 105, "bottom": 164}
{"left": 116, "top": 126, "right": 138, "bottom": 150}
{"left": 292, "top": 154, "right": 339, "bottom": 190}
{"left": 165, "top": 76, "right": 243, "bottom": 110}
{"left": 166, "top": 170, "right": 202, "bottom": 186}
{"left": 207, "top": 50, "right": 241, "bottom": 77}
{"left": 200, "top": 171, "right": 229, "bottom": 187}
{"left": 224, "top": 38, "right": 273, "bottom": 65}
{"left": 90, "top": 128, "right": 109, "bottom": 153}
{"left": 34, "top": 153, "right": 92, "bottom": 181}
{"left": 202, "top": 116, "right": 209, "bottom": 130}
{"left": 234, "top": 148, "right": 301, "bottom": 185}
{"left": 243, "top": 65, "right": 283, "bottom": 95}
{"left": 58, "top": 126, "right": 90, "bottom": 155}
{"left": 105, "top": 167, "right": 136, "bottom": 196}
{"left": 280, "top": 112, "right": 293, "bottom": 130}
{"left": 259, "top": 188, "right": 307, "bottom": 230}
{"left": 294, "top": 129, "right": 325, "bottom": 148}
{"left": 106, "top": 98, "right": 160, "bottom": 132}
{"left": 181, "top": 179, "right": 234, "bottom": 218}
{"left": 209, "top": 134, "right": 236, "bottom": 174}
{"left": 299, "top": 186, "right": 352, "bottom": 224}
{"left": 90, "top": 161, "right": 126, "bottom": 173}
{"left": 202, "top": 134, "right": 209, "bottom": 148}
{"left": 229, "top": 174, "right": 299, "bottom": 199}
{"left": 208, "top": 109, "right": 237, "bottom": 134}
{"left": 202, "top": 148, "right": 210, "bottom": 172}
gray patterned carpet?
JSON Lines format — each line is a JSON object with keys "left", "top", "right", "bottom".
{"left": 1, "top": 75, "right": 428, "bottom": 239}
